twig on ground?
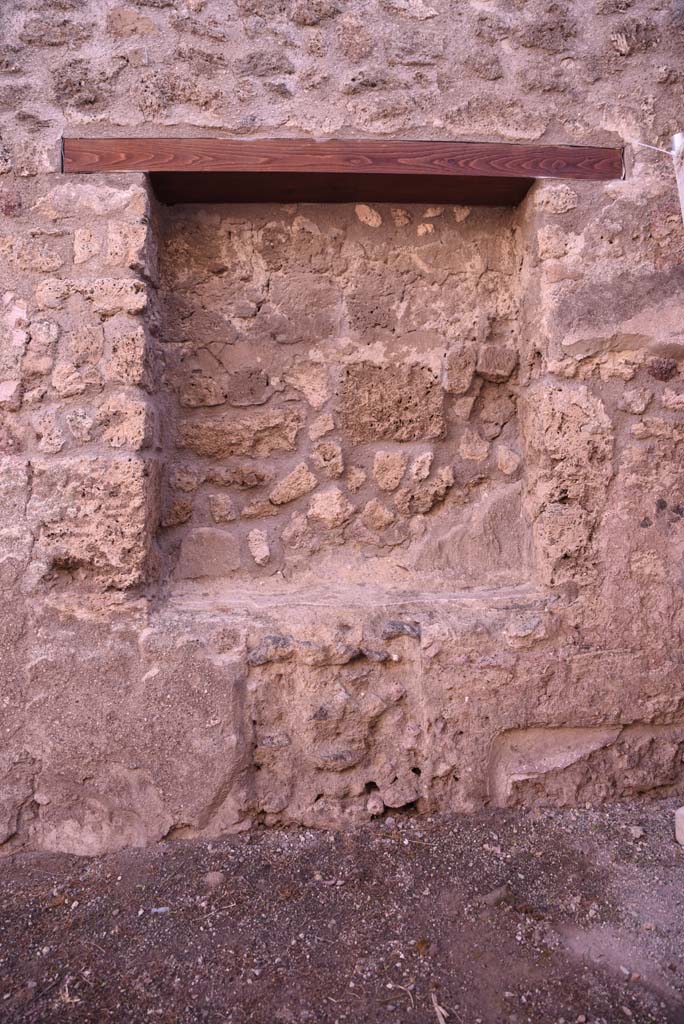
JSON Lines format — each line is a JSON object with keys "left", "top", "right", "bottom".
{"left": 431, "top": 991, "right": 448, "bottom": 1024}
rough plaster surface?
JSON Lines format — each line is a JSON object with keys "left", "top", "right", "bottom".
{"left": 1, "top": 0, "right": 684, "bottom": 854}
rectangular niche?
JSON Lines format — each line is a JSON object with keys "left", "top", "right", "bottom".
{"left": 157, "top": 201, "right": 533, "bottom": 592}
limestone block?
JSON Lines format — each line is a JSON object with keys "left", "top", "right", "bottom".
{"left": 248, "top": 529, "right": 271, "bottom": 566}
{"left": 444, "top": 344, "right": 476, "bottom": 394}
{"left": 373, "top": 451, "right": 407, "bottom": 491}
{"left": 283, "top": 363, "right": 330, "bottom": 409}
{"left": 51, "top": 362, "right": 101, "bottom": 398}
{"left": 307, "top": 488, "right": 355, "bottom": 528}
{"left": 106, "top": 221, "right": 149, "bottom": 270}
{"left": 361, "top": 499, "right": 395, "bottom": 531}
{"left": 662, "top": 388, "right": 684, "bottom": 411}
{"left": 0, "top": 457, "right": 30, "bottom": 520}
{"left": 206, "top": 465, "right": 271, "bottom": 490}
{"left": 32, "top": 409, "right": 65, "bottom": 454}
{"left": 171, "top": 464, "right": 203, "bottom": 492}
{"left": 209, "top": 494, "right": 237, "bottom": 524}
{"left": 476, "top": 345, "right": 518, "bottom": 382}
{"left": 36, "top": 183, "right": 146, "bottom": 220}
{"left": 242, "top": 499, "right": 279, "bottom": 519}
{"left": 617, "top": 388, "right": 652, "bottom": 414}
{"left": 63, "top": 324, "right": 104, "bottom": 367}
{"left": 178, "top": 371, "right": 227, "bottom": 408}
{"left": 0, "top": 380, "right": 22, "bottom": 412}
{"left": 28, "top": 455, "right": 158, "bottom": 588}
{"left": 178, "top": 409, "right": 301, "bottom": 458}
{"left": 97, "top": 393, "right": 153, "bottom": 450}
{"left": 87, "top": 278, "right": 147, "bottom": 316}
{"left": 393, "top": 466, "right": 455, "bottom": 515}
{"left": 22, "top": 320, "right": 59, "bottom": 379}
{"left": 355, "top": 204, "right": 382, "bottom": 227}
{"left": 459, "top": 428, "right": 490, "bottom": 462}
{"left": 309, "top": 412, "right": 335, "bottom": 440}
{"left": 269, "top": 462, "right": 317, "bottom": 505}
{"left": 73, "top": 228, "right": 101, "bottom": 264}
{"left": 102, "top": 316, "right": 149, "bottom": 387}
{"left": 410, "top": 452, "right": 433, "bottom": 481}
{"left": 496, "top": 445, "right": 521, "bottom": 475}
{"left": 65, "top": 405, "right": 95, "bottom": 442}
{"left": 161, "top": 497, "right": 193, "bottom": 528}
{"left": 339, "top": 363, "right": 444, "bottom": 442}
{"left": 311, "top": 440, "right": 344, "bottom": 478}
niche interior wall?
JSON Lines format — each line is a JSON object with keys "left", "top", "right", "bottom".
{"left": 1, "top": 0, "right": 684, "bottom": 855}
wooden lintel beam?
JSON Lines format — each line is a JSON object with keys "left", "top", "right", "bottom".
{"left": 63, "top": 137, "right": 624, "bottom": 183}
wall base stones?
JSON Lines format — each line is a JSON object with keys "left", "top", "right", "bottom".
{"left": 2, "top": 584, "right": 683, "bottom": 855}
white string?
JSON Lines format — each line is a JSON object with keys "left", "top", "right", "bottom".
{"left": 673, "top": 135, "right": 684, "bottom": 224}
{"left": 633, "top": 135, "right": 684, "bottom": 224}
{"left": 632, "top": 140, "right": 674, "bottom": 155}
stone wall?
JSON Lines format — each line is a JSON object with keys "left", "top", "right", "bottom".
{"left": 159, "top": 203, "right": 529, "bottom": 587}
{"left": 1, "top": 0, "right": 684, "bottom": 854}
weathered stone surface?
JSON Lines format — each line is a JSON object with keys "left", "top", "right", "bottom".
{"left": 98, "top": 393, "right": 153, "bottom": 450}
{"left": 269, "top": 462, "right": 317, "bottom": 505}
{"left": 178, "top": 409, "right": 301, "bottom": 458}
{"left": 410, "top": 451, "right": 433, "bottom": 481}
{"left": 361, "top": 499, "right": 395, "bottom": 531}
{"left": 308, "top": 440, "right": 341, "bottom": 478}
{"left": 283, "top": 363, "right": 330, "bottom": 409}
{"left": 339, "top": 364, "right": 444, "bottom": 443}
{"left": 28, "top": 456, "right": 158, "bottom": 588}
{"left": 102, "top": 316, "right": 148, "bottom": 387}
{"left": 178, "top": 372, "right": 227, "bottom": 408}
{"left": 496, "top": 445, "right": 521, "bottom": 476}
{"left": 444, "top": 344, "right": 476, "bottom": 394}
{"left": 393, "top": 465, "right": 455, "bottom": 515}
{"left": 476, "top": 345, "right": 518, "bottom": 383}
{"left": 209, "top": 493, "right": 237, "bottom": 524}
{"left": 459, "top": 428, "right": 490, "bottom": 462}
{"left": 248, "top": 528, "right": 271, "bottom": 565}
{"left": 309, "top": 412, "right": 335, "bottom": 441}
{"left": 307, "top": 488, "right": 355, "bottom": 528}
{"left": 521, "top": 384, "right": 614, "bottom": 585}
{"left": 490, "top": 725, "right": 684, "bottom": 808}
{"left": 176, "top": 528, "right": 242, "bottom": 578}
{"left": 0, "top": 380, "right": 22, "bottom": 411}
{"left": 157, "top": 204, "right": 520, "bottom": 580}
{"left": 373, "top": 450, "right": 407, "bottom": 492}
{"left": 161, "top": 496, "right": 192, "bottom": 528}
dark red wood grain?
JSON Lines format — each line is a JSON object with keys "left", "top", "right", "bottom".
{"left": 63, "top": 137, "right": 623, "bottom": 180}
{"left": 62, "top": 137, "right": 623, "bottom": 206}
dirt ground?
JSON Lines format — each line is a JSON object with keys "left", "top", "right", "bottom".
{"left": 0, "top": 801, "right": 683, "bottom": 1024}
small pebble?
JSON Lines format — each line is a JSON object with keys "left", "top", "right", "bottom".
{"left": 675, "top": 806, "right": 684, "bottom": 845}
{"left": 203, "top": 871, "right": 225, "bottom": 890}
